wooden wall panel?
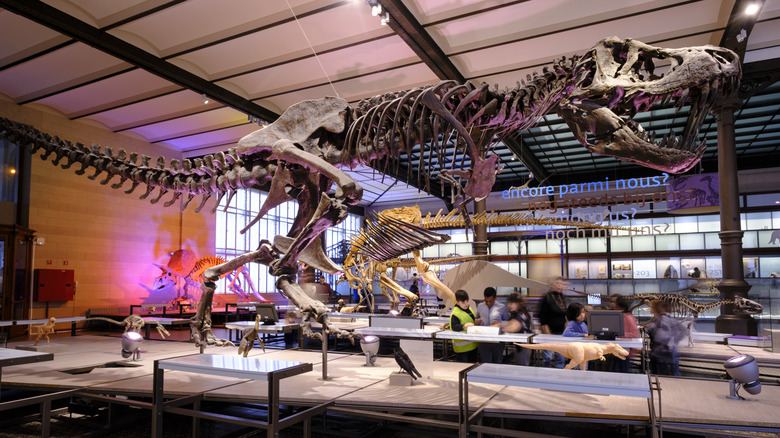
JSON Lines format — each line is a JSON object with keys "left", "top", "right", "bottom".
{"left": 1, "top": 99, "right": 216, "bottom": 320}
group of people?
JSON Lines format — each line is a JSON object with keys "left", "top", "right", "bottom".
{"left": 448, "top": 277, "right": 687, "bottom": 375}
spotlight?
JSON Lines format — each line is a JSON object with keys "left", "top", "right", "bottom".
{"left": 202, "top": 93, "right": 209, "bottom": 104}
{"left": 736, "top": 29, "right": 747, "bottom": 43}
{"left": 121, "top": 331, "right": 144, "bottom": 361}
{"left": 745, "top": 3, "right": 759, "bottom": 15}
{"left": 380, "top": 11, "right": 389, "bottom": 25}
{"left": 360, "top": 335, "right": 380, "bottom": 366}
{"left": 724, "top": 354, "right": 761, "bottom": 399}
{"left": 371, "top": 4, "right": 382, "bottom": 16}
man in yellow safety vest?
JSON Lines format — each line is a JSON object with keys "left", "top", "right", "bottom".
{"left": 450, "top": 289, "right": 480, "bottom": 362}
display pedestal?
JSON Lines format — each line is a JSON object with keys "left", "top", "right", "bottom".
{"left": 400, "top": 338, "right": 433, "bottom": 379}
{"left": 389, "top": 371, "right": 414, "bottom": 386}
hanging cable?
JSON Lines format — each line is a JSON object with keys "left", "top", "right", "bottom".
{"left": 284, "top": 0, "right": 340, "bottom": 97}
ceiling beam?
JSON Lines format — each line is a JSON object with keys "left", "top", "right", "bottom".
{"left": 0, "top": 0, "right": 280, "bottom": 123}
{"left": 378, "top": 0, "right": 465, "bottom": 82}
{"left": 503, "top": 137, "right": 549, "bottom": 181}
{"left": 718, "top": 0, "right": 765, "bottom": 59}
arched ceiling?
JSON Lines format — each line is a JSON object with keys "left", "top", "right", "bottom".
{"left": 1, "top": 0, "right": 778, "bottom": 207}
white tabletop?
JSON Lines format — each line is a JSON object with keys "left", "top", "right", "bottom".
{"left": 355, "top": 327, "right": 440, "bottom": 339}
{"left": 423, "top": 317, "right": 450, "bottom": 324}
{"left": 532, "top": 334, "right": 643, "bottom": 349}
{"left": 15, "top": 316, "right": 86, "bottom": 324}
{"left": 224, "top": 321, "right": 299, "bottom": 333}
{"left": 468, "top": 363, "right": 650, "bottom": 398}
{"left": 328, "top": 312, "right": 370, "bottom": 319}
{"left": 0, "top": 347, "right": 54, "bottom": 367}
{"left": 435, "top": 330, "right": 533, "bottom": 344}
{"left": 157, "top": 354, "right": 311, "bottom": 381}
{"left": 141, "top": 317, "right": 190, "bottom": 325}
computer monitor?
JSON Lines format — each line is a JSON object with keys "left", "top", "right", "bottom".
{"left": 587, "top": 310, "right": 624, "bottom": 340}
{"left": 254, "top": 303, "right": 279, "bottom": 324}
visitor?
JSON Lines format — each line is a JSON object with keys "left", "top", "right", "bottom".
{"left": 450, "top": 289, "right": 479, "bottom": 362}
{"left": 495, "top": 292, "right": 533, "bottom": 365}
{"left": 609, "top": 295, "right": 640, "bottom": 373}
{"left": 409, "top": 273, "right": 420, "bottom": 298}
{"left": 562, "top": 302, "right": 590, "bottom": 337}
{"left": 690, "top": 267, "right": 701, "bottom": 278}
{"left": 477, "top": 287, "right": 508, "bottom": 363}
{"left": 539, "top": 277, "right": 568, "bottom": 368}
{"left": 643, "top": 299, "right": 686, "bottom": 376}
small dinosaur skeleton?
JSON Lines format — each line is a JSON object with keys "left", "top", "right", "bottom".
{"left": 86, "top": 315, "right": 171, "bottom": 339}
{"left": 0, "top": 38, "right": 739, "bottom": 349}
{"left": 518, "top": 342, "right": 629, "bottom": 370}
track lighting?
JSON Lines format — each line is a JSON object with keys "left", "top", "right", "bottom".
{"left": 202, "top": 93, "right": 209, "bottom": 104}
{"left": 380, "top": 11, "right": 390, "bottom": 25}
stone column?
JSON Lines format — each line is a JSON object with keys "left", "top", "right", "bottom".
{"left": 715, "top": 100, "right": 757, "bottom": 335}
{"left": 473, "top": 198, "right": 489, "bottom": 256}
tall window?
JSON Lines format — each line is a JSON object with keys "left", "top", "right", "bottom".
{"left": 216, "top": 188, "right": 362, "bottom": 294}
{"left": 216, "top": 189, "right": 298, "bottom": 294}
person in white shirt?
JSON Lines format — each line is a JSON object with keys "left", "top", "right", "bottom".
{"left": 476, "top": 287, "right": 509, "bottom": 363}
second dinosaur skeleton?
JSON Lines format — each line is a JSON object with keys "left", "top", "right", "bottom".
{"left": 518, "top": 342, "right": 629, "bottom": 370}
{"left": 0, "top": 38, "right": 740, "bottom": 350}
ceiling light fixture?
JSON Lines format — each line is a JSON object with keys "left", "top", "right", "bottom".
{"left": 736, "top": 28, "right": 748, "bottom": 43}
{"left": 744, "top": 3, "right": 760, "bottom": 15}
{"left": 202, "top": 93, "right": 209, "bottom": 104}
{"left": 380, "top": 11, "right": 390, "bottom": 25}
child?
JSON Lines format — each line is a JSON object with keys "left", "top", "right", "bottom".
{"left": 562, "top": 302, "right": 590, "bottom": 337}
{"left": 497, "top": 292, "right": 533, "bottom": 365}
{"left": 450, "top": 289, "right": 479, "bottom": 362}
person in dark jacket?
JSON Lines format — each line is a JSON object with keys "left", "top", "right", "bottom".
{"left": 643, "top": 300, "right": 686, "bottom": 376}
{"left": 538, "top": 277, "right": 568, "bottom": 367}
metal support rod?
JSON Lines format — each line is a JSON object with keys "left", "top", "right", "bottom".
{"left": 321, "top": 330, "right": 328, "bottom": 380}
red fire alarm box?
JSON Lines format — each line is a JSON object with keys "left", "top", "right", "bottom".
{"left": 35, "top": 269, "right": 75, "bottom": 301}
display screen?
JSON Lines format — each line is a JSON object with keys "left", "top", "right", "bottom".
{"left": 587, "top": 310, "right": 624, "bottom": 337}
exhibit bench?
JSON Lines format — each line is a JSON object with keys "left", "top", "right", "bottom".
{"left": 152, "top": 354, "right": 326, "bottom": 438}
{"left": 224, "top": 321, "right": 303, "bottom": 348}
{"left": 140, "top": 317, "right": 191, "bottom": 340}
{"left": 129, "top": 303, "right": 192, "bottom": 317}
{"left": 459, "top": 363, "right": 659, "bottom": 438}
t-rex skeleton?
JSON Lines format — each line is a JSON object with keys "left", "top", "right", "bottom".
{"left": 518, "top": 342, "right": 629, "bottom": 370}
{"left": 0, "top": 37, "right": 740, "bottom": 349}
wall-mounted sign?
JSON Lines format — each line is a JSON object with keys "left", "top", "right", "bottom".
{"left": 666, "top": 173, "right": 719, "bottom": 214}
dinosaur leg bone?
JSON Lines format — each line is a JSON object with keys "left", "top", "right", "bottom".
{"left": 189, "top": 280, "right": 235, "bottom": 349}
{"left": 277, "top": 275, "right": 361, "bottom": 342}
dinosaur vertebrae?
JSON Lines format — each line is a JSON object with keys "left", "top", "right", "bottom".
{"left": 344, "top": 56, "right": 582, "bottom": 196}
{"left": 0, "top": 118, "right": 270, "bottom": 214}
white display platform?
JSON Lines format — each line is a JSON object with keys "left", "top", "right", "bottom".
{"left": 467, "top": 363, "right": 651, "bottom": 398}
{"left": 355, "top": 327, "right": 440, "bottom": 339}
{"left": 157, "top": 353, "right": 309, "bottom": 381}
{"left": 435, "top": 330, "right": 533, "bottom": 344}
{"left": 532, "top": 334, "right": 643, "bottom": 349}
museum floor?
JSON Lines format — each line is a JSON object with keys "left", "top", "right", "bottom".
{"left": 1, "top": 330, "right": 779, "bottom": 438}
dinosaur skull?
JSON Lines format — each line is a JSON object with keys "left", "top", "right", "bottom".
{"left": 558, "top": 37, "right": 741, "bottom": 173}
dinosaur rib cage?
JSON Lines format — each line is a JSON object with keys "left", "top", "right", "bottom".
{"left": 350, "top": 214, "right": 450, "bottom": 262}
{"left": 343, "top": 56, "right": 581, "bottom": 200}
